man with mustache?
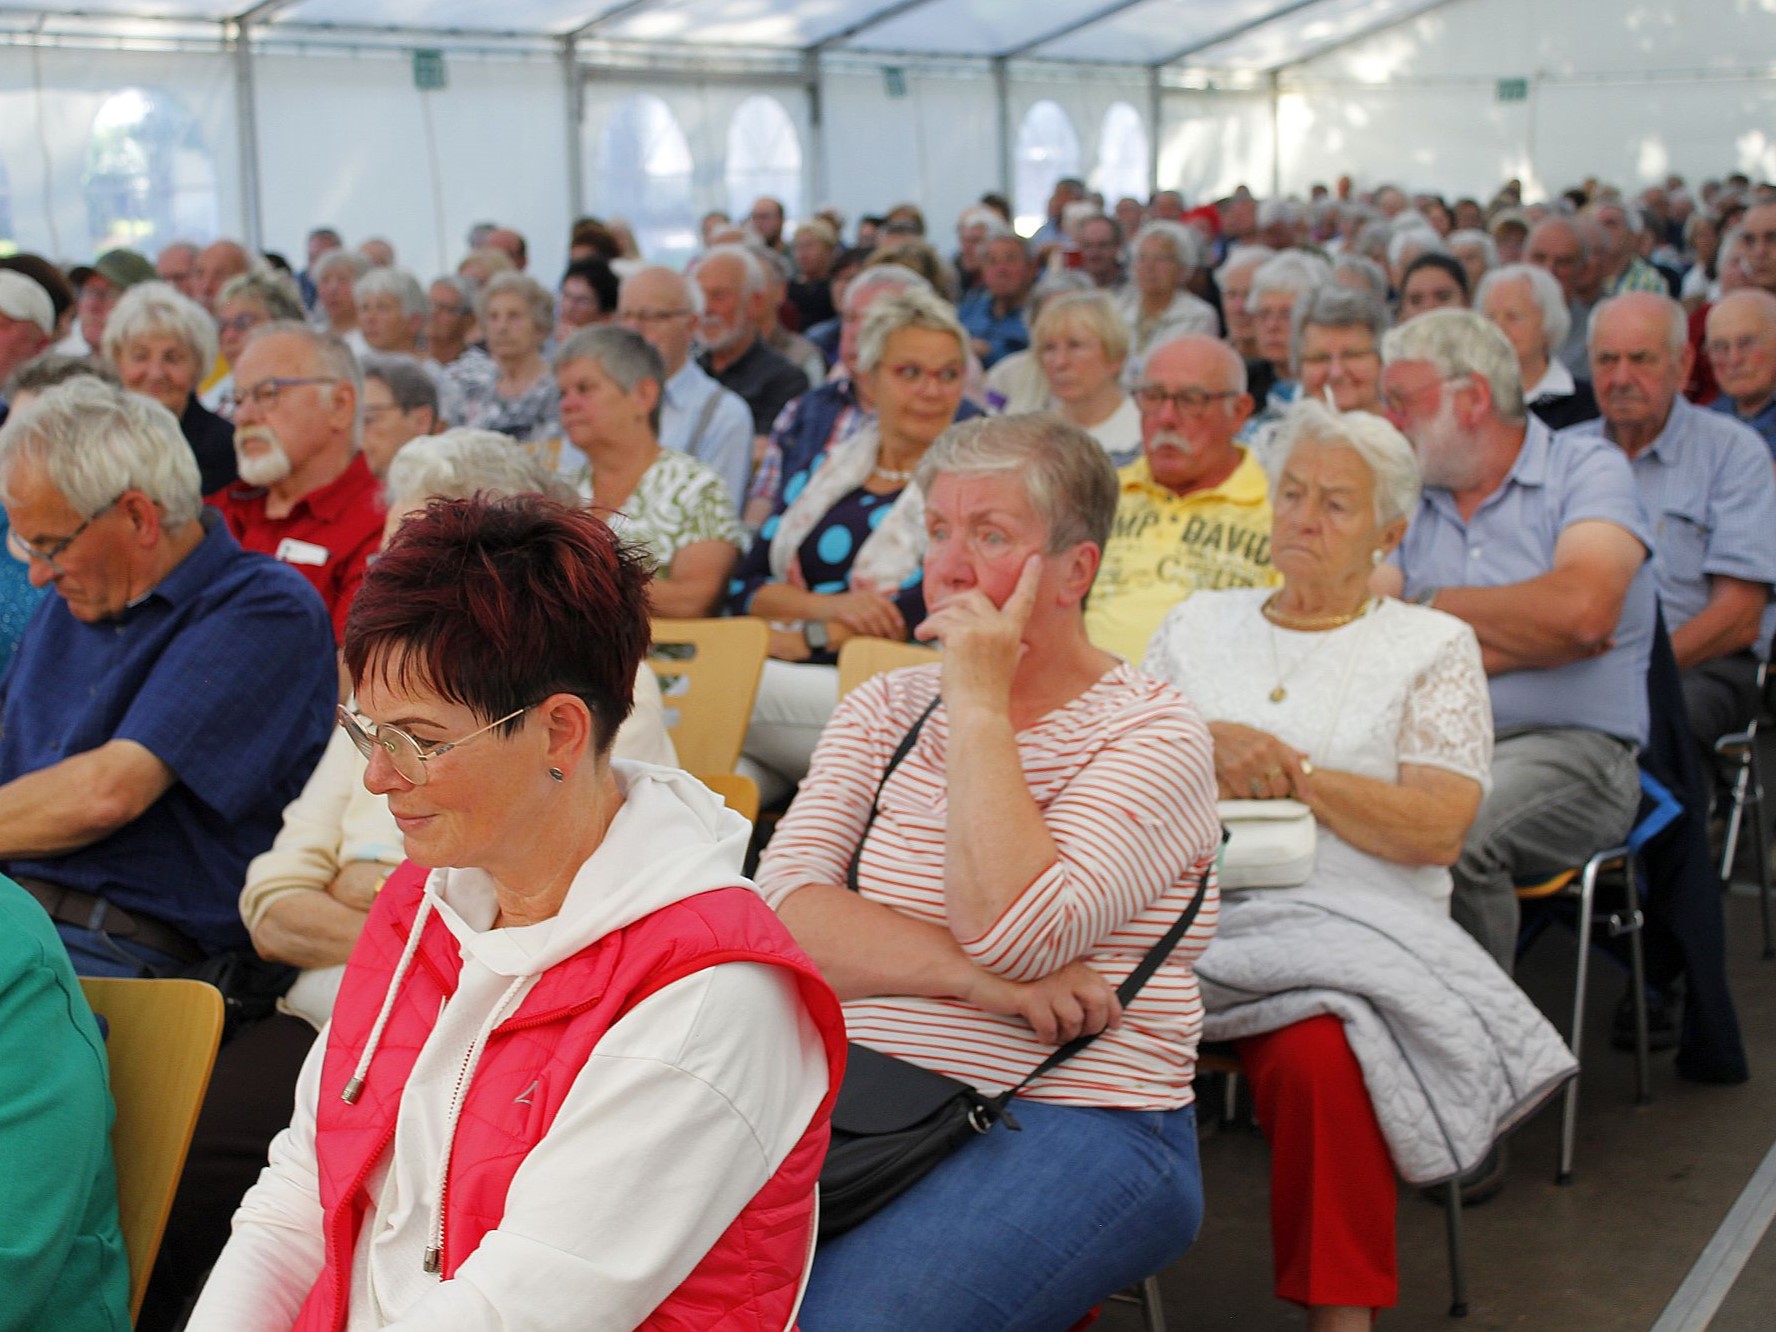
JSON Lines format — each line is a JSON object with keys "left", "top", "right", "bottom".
{"left": 1565, "top": 291, "right": 1776, "bottom": 756}
{"left": 1084, "top": 334, "right": 1278, "bottom": 663}
{"left": 209, "top": 322, "right": 386, "bottom": 640}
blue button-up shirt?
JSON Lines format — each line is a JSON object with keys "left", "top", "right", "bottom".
{"left": 1709, "top": 392, "right": 1776, "bottom": 461}
{"left": 957, "top": 289, "right": 1030, "bottom": 369}
{"left": 1566, "top": 397, "right": 1776, "bottom": 655}
{"left": 1395, "top": 417, "right": 1657, "bottom": 745}
{"left": 658, "top": 359, "right": 752, "bottom": 512}
{"left": 0, "top": 511, "right": 336, "bottom": 955}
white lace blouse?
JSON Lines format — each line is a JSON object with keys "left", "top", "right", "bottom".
{"left": 1142, "top": 588, "right": 1493, "bottom": 910}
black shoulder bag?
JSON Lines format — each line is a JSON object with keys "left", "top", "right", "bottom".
{"left": 817, "top": 695, "right": 1214, "bottom": 1239}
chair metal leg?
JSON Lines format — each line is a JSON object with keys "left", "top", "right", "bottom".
{"left": 1221, "top": 1069, "right": 1239, "bottom": 1125}
{"left": 1558, "top": 857, "right": 1600, "bottom": 1185}
{"left": 1622, "top": 861, "right": 1651, "bottom": 1106}
{"left": 1751, "top": 750, "right": 1774, "bottom": 960}
{"left": 1721, "top": 752, "right": 1751, "bottom": 883}
{"left": 1138, "top": 1274, "right": 1166, "bottom": 1332}
{"left": 1443, "top": 1178, "right": 1469, "bottom": 1318}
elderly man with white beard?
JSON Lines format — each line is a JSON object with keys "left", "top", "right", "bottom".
{"left": 691, "top": 244, "right": 811, "bottom": 445}
{"left": 209, "top": 322, "right": 386, "bottom": 641}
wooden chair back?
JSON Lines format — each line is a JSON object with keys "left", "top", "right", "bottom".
{"left": 836, "top": 636, "right": 940, "bottom": 699}
{"left": 79, "top": 976, "right": 224, "bottom": 1323}
{"left": 647, "top": 617, "right": 768, "bottom": 773}
{"left": 698, "top": 771, "right": 761, "bottom": 824}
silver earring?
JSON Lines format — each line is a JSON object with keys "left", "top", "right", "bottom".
{"left": 548, "top": 767, "right": 565, "bottom": 783}
{"left": 1370, "top": 548, "right": 1384, "bottom": 566}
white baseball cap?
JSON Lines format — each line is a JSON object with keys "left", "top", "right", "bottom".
{"left": 0, "top": 271, "right": 55, "bottom": 337}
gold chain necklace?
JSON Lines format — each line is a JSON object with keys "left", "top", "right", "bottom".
{"left": 1261, "top": 592, "right": 1377, "bottom": 632}
{"left": 1264, "top": 595, "right": 1378, "bottom": 703}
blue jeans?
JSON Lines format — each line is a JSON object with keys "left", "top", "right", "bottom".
{"left": 55, "top": 921, "right": 184, "bottom": 978}
{"left": 801, "top": 1099, "right": 1202, "bottom": 1332}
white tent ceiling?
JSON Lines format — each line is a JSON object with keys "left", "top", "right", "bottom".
{"left": 0, "top": 0, "right": 1455, "bottom": 70}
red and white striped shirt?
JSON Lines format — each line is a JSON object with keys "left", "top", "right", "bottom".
{"left": 757, "top": 662, "right": 1220, "bottom": 1110}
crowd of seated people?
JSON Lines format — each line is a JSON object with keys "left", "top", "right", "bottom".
{"left": 1, "top": 166, "right": 1773, "bottom": 1330}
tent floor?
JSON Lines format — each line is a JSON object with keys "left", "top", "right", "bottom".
{"left": 1097, "top": 883, "right": 1776, "bottom": 1331}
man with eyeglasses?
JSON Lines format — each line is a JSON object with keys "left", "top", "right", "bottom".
{"left": 1083, "top": 334, "right": 1278, "bottom": 663}
{"left": 1705, "top": 287, "right": 1776, "bottom": 455}
{"left": 0, "top": 378, "right": 334, "bottom": 977}
{"left": 209, "top": 322, "right": 386, "bottom": 640}
{"left": 1376, "top": 309, "right": 1656, "bottom": 976}
{"left": 1568, "top": 292, "right": 1776, "bottom": 759}
{"left": 617, "top": 266, "right": 753, "bottom": 511}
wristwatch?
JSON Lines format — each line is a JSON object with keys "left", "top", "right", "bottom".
{"left": 803, "top": 620, "right": 831, "bottom": 653}
{"left": 1413, "top": 585, "right": 1439, "bottom": 607}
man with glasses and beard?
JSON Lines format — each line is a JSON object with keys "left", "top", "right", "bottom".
{"left": 1376, "top": 309, "right": 1656, "bottom": 975}
{"left": 1084, "top": 334, "right": 1279, "bottom": 663}
{"left": 210, "top": 323, "right": 386, "bottom": 640}
{"left": 0, "top": 378, "right": 333, "bottom": 976}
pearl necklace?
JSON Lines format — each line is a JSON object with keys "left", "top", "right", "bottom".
{"left": 872, "top": 464, "right": 916, "bottom": 484}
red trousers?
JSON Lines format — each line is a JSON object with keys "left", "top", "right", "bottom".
{"left": 1234, "top": 1014, "right": 1398, "bottom": 1309}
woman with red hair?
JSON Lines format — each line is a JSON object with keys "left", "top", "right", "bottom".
{"left": 189, "top": 495, "right": 845, "bottom": 1331}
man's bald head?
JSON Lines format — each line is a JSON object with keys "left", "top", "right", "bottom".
{"left": 1705, "top": 286, "right": 1776, "bottom": 414}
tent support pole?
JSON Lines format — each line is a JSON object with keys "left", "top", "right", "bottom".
{"left": 1147, "top": 66, "right": 1162, "bottom": 196}
{"left": 992, "top": 56, "right": 1011, "bottom": 201}
{"left": 1269, "top": 69, "right": 1281, "bottom": 197}
{"left": 230, "top": 18, "right": 264, "bottom": 253}
{"left": 562, "top": 36, "right": 584, "bottom": 220}
{"left": 804, "top": 52, "right": 826, "bottom": 215}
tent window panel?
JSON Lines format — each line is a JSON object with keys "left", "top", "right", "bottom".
{"left": 84, "top": 87, "right": 218, "bottom": 256}
{"left": 0, "top": 158, "right": 13, "bottom": 257}
{"left": 1014, "top": 99, "right": 1081, "bottom": 237}
{"left": 725, "top": 94, "right": 802, "bottom": 222}
{"left": 1093, "top": 102, "right": 1149, "bottom": 205}
{"left": 596, "top": 92, "right": 697, "bottom": 269}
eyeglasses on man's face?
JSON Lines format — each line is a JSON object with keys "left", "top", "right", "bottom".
{"left": 337, "top": 704, "right": 532, "bottom": 786}
{"left": 1133, "top": 385, "right": 1238, "bottom": 416}
{"left": 235, "top": 376, "right": 339, "bottom": 412}
{"left": 6, "top": 496, "right": 123, "bottom": 573}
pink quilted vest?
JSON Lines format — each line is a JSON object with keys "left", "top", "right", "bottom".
{"left": 292, "top": 862, "right": 846, "bottom": 1331}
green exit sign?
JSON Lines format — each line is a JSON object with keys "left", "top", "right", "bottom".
{"left": 1496, "top": 77, "right": 1528, "bottom": 103}
{"left": 413, "top": 48, "right": 447, "bottom": 91}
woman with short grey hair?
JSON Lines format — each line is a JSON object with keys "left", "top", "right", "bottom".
{"left": 1144, "top": 398, "right": 1563, "bottom": 1330}
{"left": 1116, "top": 219, "right": 1218, "bottom": 384}
{"left": 458, "top": 271, "right": 560, "bottom": 448}
{"left": 552, "top": 326, "right": 746, "bottom": 618}
{"left": 205, "top": 272, "right": 304, "bottom": 420}
{"left": 1476, "top": 262, "right": 1599, "bottom": 430}
{"left": 101, "top": 280, "right": 235, "bottom": 494}
{"left": 312, "top": 248, "right": 368, "bottom": 345}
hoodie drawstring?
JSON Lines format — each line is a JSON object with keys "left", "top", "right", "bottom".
{"left": 343, "top": 893, "right": 436, "bottom": 1105}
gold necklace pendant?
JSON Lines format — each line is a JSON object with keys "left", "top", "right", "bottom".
{"left": 1269, "top": 685, "right": 1287, "bottom": 703}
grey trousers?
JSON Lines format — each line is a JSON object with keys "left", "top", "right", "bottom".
{"left": 1451, "top": 727, "right": 1641, "bottom": 973}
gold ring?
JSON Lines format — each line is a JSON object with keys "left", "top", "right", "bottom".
{"left": 1248, "top": 778, "right": 1265, "bottom": 798}
{"left": 1301, "top": 760, "right": 1315, "bottom": 776}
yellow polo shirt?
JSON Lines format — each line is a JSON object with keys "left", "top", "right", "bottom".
{"left": 1085, "top": 448, "right": 1280, "bottom": 663}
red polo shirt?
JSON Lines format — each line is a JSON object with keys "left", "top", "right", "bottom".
{"left": 208, "top": 453, "right": 385, "bottom": 640}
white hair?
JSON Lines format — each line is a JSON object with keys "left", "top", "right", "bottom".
{"left": 100, "top": 281, "right": 218, "bottom": 380}
{"left": 384, "top": 427, "right": 577, "bottom": 512}
{"left": 693, "top": 243, "right": 767, "bottom": 298}
{"left": 313, "top": 249, "right": 369, "bottom": 284}
{"left": 355, "top": 266, "right": 428, "bottom": 318}
{"left": 1248, "top": 250, "right": 1332, "bottom": 311}
{"left": 1445, "top": 228, "right": 1499, "bottom": 274}
{"left": 0, "top": 376, "right": 201, "bottom": 527}
{"left": 1386, "top": 226, "right": 1446, "bottom": 272}
{"left": 1382, "top": 307, "right": 1525, "bottom": 422}
{"left": 856, "top": 287, "right": 969, "bottom": 374}
{"left": 1268, "top": 397, "right": 1422, "bottom": 527}
{"left": 1132, "top": 219, "right": 1203, "bottom": 271}
{"left": 1476, "top": 263, "right": 1570, "bottom": 355}
{"left": 1215, "top": 243, "right": 1276, "bottom": 288}
{"left": 843, "top": 263, "right": 932, "bottom": 313}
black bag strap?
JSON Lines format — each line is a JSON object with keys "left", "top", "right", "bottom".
{"left": 845, "top": 693, "right": 1221, "bottom": 1100}
{"left": 845, "top": 693, "right": 942, "bottom": 893}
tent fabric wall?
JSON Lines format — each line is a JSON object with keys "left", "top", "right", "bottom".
{"left": 254, "top": 50, "right": 570, "bottom": 282}
{"left": 1272, "top": 0, "right": 1776, "bottom": 198}
{"left": 1159, "top": 88, "right": 1275, "bottom": 205}
{"left": 0, "top": 44, "right": 238, "bottom": 265}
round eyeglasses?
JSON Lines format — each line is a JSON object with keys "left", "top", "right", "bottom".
{"left": 337, "top": 704, "right": 531, "bottom": 785}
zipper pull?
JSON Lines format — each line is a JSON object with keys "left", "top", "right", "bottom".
{"left": 423, "top": 1247, "right": 442, "bottom": 1275}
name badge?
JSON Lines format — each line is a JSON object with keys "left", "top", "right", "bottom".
{"left": 275, "top": 537, "right": 331, "bottom": 567}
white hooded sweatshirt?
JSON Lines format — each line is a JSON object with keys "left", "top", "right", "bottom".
{"left": 190, "top": 762, "right": 830, "bottom": 1332}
